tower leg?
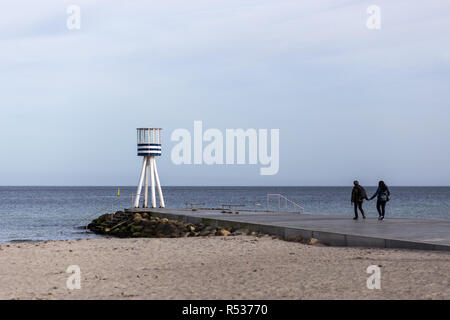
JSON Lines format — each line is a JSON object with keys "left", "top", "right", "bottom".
{"left": 143, "top": 156, "right": 150, "bottom": 208}
{"left": 134, "top": 157, "right": 148, "bottom": 208}
{"left": 153, "top": 157, "right": 165, "bottom": 208}
{"left": 150, "top": 156, "right": 156, "bottom": 208}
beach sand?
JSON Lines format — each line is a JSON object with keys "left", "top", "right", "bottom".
{"left": 0, "top": 236, "right": 448, "bottom": 300}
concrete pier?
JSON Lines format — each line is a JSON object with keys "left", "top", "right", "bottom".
{"left": 125, "top": 208, "right": 450, "bottom": 251}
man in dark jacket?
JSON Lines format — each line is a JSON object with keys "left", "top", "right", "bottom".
{"left": 351, "top": 180, "right": 368, "bottom": 220}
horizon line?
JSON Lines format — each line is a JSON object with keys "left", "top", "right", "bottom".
{"left": 1, "top": 185, "right": 450, "bottom": 188}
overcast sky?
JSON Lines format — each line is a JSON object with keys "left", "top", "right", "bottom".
{"left": 0, "top": 0, "right": 449, "bottom": 186}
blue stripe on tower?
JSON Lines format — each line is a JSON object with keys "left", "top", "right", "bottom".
{"left": 137, "top": 143, "right": 162, "bottom": 156}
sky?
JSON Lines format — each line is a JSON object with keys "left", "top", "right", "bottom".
{"left": 0, "top": 0, "right": 449, "bottom": 186}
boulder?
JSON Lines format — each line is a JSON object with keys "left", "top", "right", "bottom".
{"left": 197, "top": 223, "right": 205, "bottom": 230}
{"left": 216, "top": 229, "right": 231, "bottom": 237}
{"left": 130, "top": 225, "right": 143, "bottom": 233}
{"left": 309, "top": 238, "right": 323, "bottom": 246}
{"left": 140, "top": 219, "right": 154, "bottom": 227}
{"left": 133, "top": 213, "right": 143, "bottom": 224}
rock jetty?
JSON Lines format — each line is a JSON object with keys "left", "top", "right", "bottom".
{"left": 87, "top": 211, "right": 255, "bottom": 238}
{"left": 87, "top": 210, "right": 323, "bottom": 245}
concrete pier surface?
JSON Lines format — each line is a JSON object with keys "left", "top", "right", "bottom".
{"left": 125, "top": 208, "right": 450, "bottom": 251}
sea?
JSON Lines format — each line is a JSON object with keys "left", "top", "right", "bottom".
{"left": 0, "top": 186, "right": 449, "bottom": 243}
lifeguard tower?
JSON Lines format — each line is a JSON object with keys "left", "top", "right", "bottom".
{"left": 133, "top": 128, "right": 165, "bottom": 208}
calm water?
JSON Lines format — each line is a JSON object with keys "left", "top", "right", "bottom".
{"left": 0, "top": 186, "right": 449, "bottom": 243}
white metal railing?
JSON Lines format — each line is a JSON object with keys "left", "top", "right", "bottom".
{"left": 266, "top": 194, "right": 304, "bottom": 214}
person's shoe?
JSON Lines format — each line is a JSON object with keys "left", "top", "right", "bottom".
{"left": 380, "top": 216, "right": 385, "bottom": 221}
{"left": 362, "top": 214, "right": 366, "bottom": 219}
{"left": 353, "top": 216, "right": 358, "bottom": 220}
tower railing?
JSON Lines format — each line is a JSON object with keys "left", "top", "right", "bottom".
{"left": 266, "top": 194, "right": 304, "bottom": 214}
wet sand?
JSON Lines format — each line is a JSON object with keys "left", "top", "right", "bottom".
{"left": 0, "top": 236, "right": 448, "bottom": 300}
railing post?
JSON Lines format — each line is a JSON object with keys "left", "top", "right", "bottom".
{"left": 266, "top": 193, "right": 305, "bottom": 214}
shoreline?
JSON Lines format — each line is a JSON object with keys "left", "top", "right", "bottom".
{"left": 0, "top": 236, "right": 449, "bottom": 300}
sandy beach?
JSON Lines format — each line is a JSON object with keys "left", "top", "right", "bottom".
{"left": 0, "top": 236, "right": 448, "bottom": 300}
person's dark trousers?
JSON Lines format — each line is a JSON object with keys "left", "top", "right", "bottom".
{"left": 377, "top": 200, "right": 387, "bottom": 217}
{"left": 354, "top": 201, "right": 365, "bottom": 218}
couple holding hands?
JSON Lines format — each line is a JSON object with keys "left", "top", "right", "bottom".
{"left": 351, "top": 180, "right": 391, "bottom": 220}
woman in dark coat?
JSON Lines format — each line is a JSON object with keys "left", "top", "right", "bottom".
{"left": 369, "top": 181, "right": 391, "bottom": 220}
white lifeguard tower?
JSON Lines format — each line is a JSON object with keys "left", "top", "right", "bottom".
{"left": 133, "top": 128, "right": 165, "bottom": 208}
